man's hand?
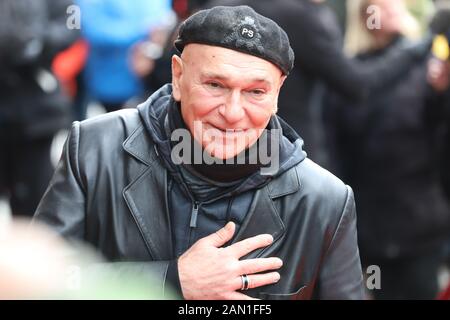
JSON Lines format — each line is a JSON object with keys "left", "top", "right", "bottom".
{"left": 178, "top": 222, "right": 283, "bottom": 300}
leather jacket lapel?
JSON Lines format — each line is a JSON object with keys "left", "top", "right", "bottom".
{"left": 123, "top": 125, "right": 173, "bottom": 260}
{"left": 230, "top": 167, "right": 300, "bottom": 259}
{"left": 231, "top": 186, "right": 286, "bottom": 259}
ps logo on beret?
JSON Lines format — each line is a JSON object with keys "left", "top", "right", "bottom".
{"left": 240, "top": 25, "right": 255, "bottom": 39}
{"left": 239, "top": 16, "right": 257, "bottom": 39}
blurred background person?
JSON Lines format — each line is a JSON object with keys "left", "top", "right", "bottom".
{"left": 324, "top": 0, "right": 450, "bottom": 299}
{"left": 143, "top": 0, "right": 211, "bottom": 92}
{"left": 76, "top": 0, "right": 175, "bottom": 113}
{"left": 440, "top": 65, "right": 450, "bottom": 199}
{"left": 428, "top": 30, "right": 450, "bottom": 277}
{"left": 204, "top": 0, "right": 435, "bottom": 167}
{"left": 432, "top": 2, "right": 450, "bottom": 203}
{"left": 52, "top": 38, "right": 90, "bottom": 122}
{"left": 428, "top": 1, "right": 450, "bottom": 275}
{"left": 0, "top": 0, "right": 77, "bottom": 218}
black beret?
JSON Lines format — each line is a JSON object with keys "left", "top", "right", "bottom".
{"left": 174, "top": 5, "right": 295, "bottom": 75}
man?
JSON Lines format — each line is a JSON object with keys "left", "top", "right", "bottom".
{"left": 34, "top": 6, "right": 364, "bottom": 300}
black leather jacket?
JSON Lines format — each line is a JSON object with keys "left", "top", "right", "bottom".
{"left": 34, "top": 107, "right": 365, "bottom": 300}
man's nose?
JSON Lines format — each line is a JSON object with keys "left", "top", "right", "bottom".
{"left": 219, "top": 90, "right": 245, "bottom": 124}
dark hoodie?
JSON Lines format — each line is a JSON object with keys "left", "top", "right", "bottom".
{"left": 138, "top": 84, "right": 306, "bottom": 258}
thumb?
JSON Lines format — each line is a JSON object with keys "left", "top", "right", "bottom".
{"left": 207, "top": 222, "right": 236, "bottom": 248}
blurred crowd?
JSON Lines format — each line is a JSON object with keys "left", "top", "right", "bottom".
{"left": 1, "top": 0, "right": 450, "bottom": 299}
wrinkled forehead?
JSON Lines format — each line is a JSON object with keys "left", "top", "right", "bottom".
{"left": 180, "top": 43, "right": 283, "bottom": 80}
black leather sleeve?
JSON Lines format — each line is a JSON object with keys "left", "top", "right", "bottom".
{"left": 317, "top": 186, "right": 366, "bottom": 300}
{"left": 33, "top": 122, "right": 181, "bottom": 299}
{"left": 34, "top": 122, "right": 87, "bottom": 240}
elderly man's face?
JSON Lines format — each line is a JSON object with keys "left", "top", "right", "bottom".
{"left": 172, "top": 44, "right": 286, "bottom": 160}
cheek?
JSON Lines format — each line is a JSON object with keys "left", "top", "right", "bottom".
{"left": 245, "top": 101, "right": 275, "bottom": 128}
{"left": 182, "top": 85, "right": 222, "bottom": 118}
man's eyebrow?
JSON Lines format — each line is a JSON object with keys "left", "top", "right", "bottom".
{"left": 201, "top": 72, "right": 270, "bottom": 85}
{"left": 201, "top": 72, "right": 227, "bottom": 81}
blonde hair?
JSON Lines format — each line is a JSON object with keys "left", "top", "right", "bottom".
{"left": 345, "top": 0, "right": 423, "bottom": 56}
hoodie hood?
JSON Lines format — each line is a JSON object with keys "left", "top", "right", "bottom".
{"left": 138, "top": 84, "right": 306, "bottom": 199}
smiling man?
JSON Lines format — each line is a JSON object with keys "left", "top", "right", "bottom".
{"left": 34, "top": 5, "right": 365, "bottom": 300}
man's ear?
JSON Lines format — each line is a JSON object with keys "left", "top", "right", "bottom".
{"left": 273, "top": 75, "right": 287, "bottom": 114}
{"left": 172, "top": 55, "right": 183, "bottom": 101}
{"left": 279, "top": 75, "right": 287, "bottom": 90}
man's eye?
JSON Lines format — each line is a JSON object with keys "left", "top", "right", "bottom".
{"left": 208, "top": 82, "right": 222, "bottom": 89}
{"left": 251, "top": 89, "right": 265, "bottom": 96}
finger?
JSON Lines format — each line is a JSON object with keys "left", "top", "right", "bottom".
{"left": 204, "top": 222, "right": 236, "bottom": 247}
{"left": 227, "top": 234, "right": 273, "bottom": 258}
{"left": 234, "top": 272, "right": 281, "bottom": 291}
{"left": 224, "top": 292, "right": 259, "bottom": 300}
{"left": 239, "top": 257, "right": 283, "bottom": 275}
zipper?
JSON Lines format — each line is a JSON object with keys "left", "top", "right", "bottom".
{"left": 187, "top": 201, "right": 200, "bottom": 247}
{"left": 189, "top": 202, "right": 200, "bottom": 228}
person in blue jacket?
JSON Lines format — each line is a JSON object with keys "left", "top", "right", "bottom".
{"left": 77, "top": 0, "right": 173, "bottom": 112}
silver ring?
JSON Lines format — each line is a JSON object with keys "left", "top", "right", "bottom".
{"left": 241, "top": 274, "right": 249, "bottom": 291}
